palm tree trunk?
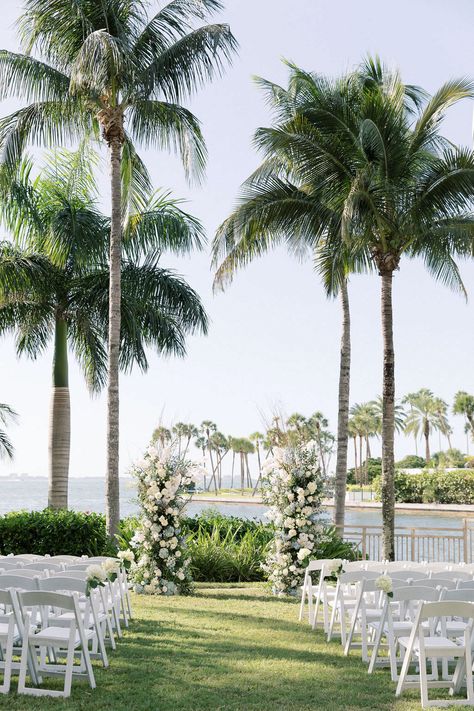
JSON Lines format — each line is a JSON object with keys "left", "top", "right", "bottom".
{"left": 359, "top": 434, "right": 364, "bottom": 485}
{"left": 424, "top": 422, "right": 430, "bottom": 464}
{"left": 353, "top": 436, "right": 358, "bottom": 482}
{"left": 48, "top": 316, "right": 70, "bottom": 510}
{"left": 381, "top": 272, "right": 396, "bottom": 561}
{"left": 333, "top": 279, "right": 351, "bottom": 530}
{"left": 105, "top": 133, "right": 123, "bottom": 539}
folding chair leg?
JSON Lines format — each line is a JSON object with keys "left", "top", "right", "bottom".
{"left": 0, "top": 621, "right": 14, "bottom": 694}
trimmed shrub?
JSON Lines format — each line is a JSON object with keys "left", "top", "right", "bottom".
{"left": 347, "top": 458, "right": 382, "bottom": 485}
{"left": 373, "top": 469, "right": 474, "bottom": 505}
{"left": 0, "top": 509, "right": 112, "bottom": 556}
{"left": 395, "top": 455, "right": 426, "bottom": 469}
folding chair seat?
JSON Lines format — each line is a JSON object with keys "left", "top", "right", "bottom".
{"left": 17, "top": 590, "right": 96, "bottom": 698}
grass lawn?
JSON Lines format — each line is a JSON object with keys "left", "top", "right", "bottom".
{"left": 4, "top": 584, "right": 435, "bottom": 710}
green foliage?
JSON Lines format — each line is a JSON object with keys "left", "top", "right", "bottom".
{"left": 431, "top": 449, "right": 466, "bottom": 469}
{"left": 0, "top": 509, "right": 113, "bottom": 556}
{"left": 373, "top": 470, "right": 474, "bottom": 504}
{"left": 395, "top": 454, "right": 426, "bottom": 469}
{"left": 347, "top": 457, "right": 382, "bottom": 484}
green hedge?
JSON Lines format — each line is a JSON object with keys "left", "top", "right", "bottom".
{"left": 373, "top": 469, "right": 474, "bottom": 504}
{"left": 0, "top": 509, "right": 112, "bottom": 556}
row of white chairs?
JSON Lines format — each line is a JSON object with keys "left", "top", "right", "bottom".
{"left": 0, "top": 553, "right": 133, "bottom": 697}
{"left": 300, "top": 559, "right": 474, "bottom": 708}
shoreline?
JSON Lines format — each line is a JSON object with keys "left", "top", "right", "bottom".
{"left": 191, "top": 494, "right": 474, "bottom": 518}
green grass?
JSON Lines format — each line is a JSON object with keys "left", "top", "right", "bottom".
{"left": 4, "top": 585, "right": 430, "bottom": 710}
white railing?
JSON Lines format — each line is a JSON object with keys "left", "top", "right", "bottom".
{"left": 336, "top": 519, "right": 474, "bottom": 563}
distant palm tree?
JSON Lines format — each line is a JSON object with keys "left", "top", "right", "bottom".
{"left": 152, "top": 427, "right": 172, "bottom": 447}
{"left": 0, "top": 0, "right": 236, "bottom": 535}
{"left": 0, "top": 151, "right": 208, "bottom": 508}
{"left": 0, "top": 403, "right": 18, "bottom": 459}
{"left": 453, "top": 391, "right": 474, "bottom": 448}
{"left": 403, "top": 389, "right": 450, "bottom": 464}
{"left": 249, "top": 431, "right": 264, "bottom": 494}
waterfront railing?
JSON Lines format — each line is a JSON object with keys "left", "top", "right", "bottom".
{"left": 336, "top": 519, "right": 474, "bottom": 563}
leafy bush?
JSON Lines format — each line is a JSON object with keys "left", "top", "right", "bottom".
{"left": 431, "top": 449, "right": 466, "bottom": 469}
{"left": 373, "top": 469, "right": 474, "bottom": 505}
{"left": 395, "top": 454, "right": 426, "bottom": 469}
{"left": 0, "top": 509, "right": 112, "bottom": 556}
{"left": 347, "top": 458, "right": 382, "bottom": 484}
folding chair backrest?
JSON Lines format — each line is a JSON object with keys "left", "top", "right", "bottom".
{"left": 51, "top": 571, "right": 88, "bottom": 580}
{"left": 1, "top": 569, "right": 43, "bottom": 579}
{"left": 339, "top": 570, "right": 379, "bottom": 584}
{"left": 0, "top": 575, "right": 40, "bottom": 591}
{"left": 442, "top": 588, "right": 474, "bottom": 602}
{"left": 419, "top": 600, "right": 474, "bottom": 621}
{"left": 402, "top": 570, "right": 429, "bottom": 579}
{"left": 430, "top": 570, "right": 459, "bottom": 580}
{"left": 47, "top": 556, "right": 81, "bottom": 564}
{"left": 458, "top": 580, "right": 474, "bottom": 590}
{"left": 305, "top": 559, "right": 333, "bottom": 573}
{"left": 22, "top": 562, "right": 63, "bottom": 572}
{"left": 363, "top": 562, "right": 387, "bottom": 572}
{"left": 11, "top": 555, "right": 38, "bottom": 562}
{"left": 342, "top": 561, "right": 368, "bottom": 572}
{"left": 389, "top": 571, "right": 419, "bottom": 581}
{"left": 411, "top": 577, "right": 456, "bottom": 589}
{"left": 0, "top": 561, "right": 26, "bottom": 571}
{"left": 451, "top": 571, "right": 474, "bottom": 582}
{"left": 19, "top": 590, "right": 76, "bottom": 612}
{"left": 0, "top": 589, "right": 14, "bottom": 606}
{"left": 392, "top": 585, "right": 441, "bottom": 603}
{"left": 39, "top": 577, "right": 87, "bottom": 595}
{"left": 64, "top": 563, "right": 93, "bottom": 571}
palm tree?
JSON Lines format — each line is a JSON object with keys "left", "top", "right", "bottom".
{"left": 0, "top": 0, "right": 236, "bottom": 536}
{"left": 349, "top": 402, "right": 379, "bottom": 484}
{"left": 0, "top": 150, "right": 208, "bottom": 508}
{"left": 151, "top": 426, "right": 172, "bottom": 447}
{"left": 453, "top": 391, "right": 474, "bottom": 446}
{"left": 0, "top": 403, "right": 18, "bottom": 459}
{"left": 211, "top": 70, "right": 369, "bottom": 531}
{"left": 403, "top": 389, "right": 450, "bottom": 464}
{"left": 249, "top": 431, "right": 264, "bottom": 493}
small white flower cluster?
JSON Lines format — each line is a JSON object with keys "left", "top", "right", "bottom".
{"left": 375, "top": 574, "right": 393, "bottom": 595}
{"left": 261, "top": 445, "right": 325, "bottom": 596}
{"left": 130, "top": 443, "right": 196, "bottom": 595}
{"left": 325, "top": 558, "right": 343, "bottom": 576}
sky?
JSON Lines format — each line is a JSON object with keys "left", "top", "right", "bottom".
{"left": 1, "top": 0, "right": 474, "bottom": 480}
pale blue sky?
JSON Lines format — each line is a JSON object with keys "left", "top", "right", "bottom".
{"left": 1, "top": 0, "right": 474, "bottom": 478}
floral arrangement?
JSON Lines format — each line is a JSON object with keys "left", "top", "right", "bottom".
{"left": 261, "top": 445, "right": 325, "bottom": 595}
{"left": 375, "top": 574, "right": 393, "bottom": 597}
{"left": 103, "top": 557, "right": 121, "bottom": 582}
{"left": 325, "top": 558, "right": 344, "bottom": 577}
{"left": 85, "top": 564, "right": 107, "bottom": 597}
{"left": 117, "top": 549, "right": 134, "bottom": 571}
{"left": 129, "top": 443, "right": 198, "bottom": 595}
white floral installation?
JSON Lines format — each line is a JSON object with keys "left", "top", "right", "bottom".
{"left": 261, "top": 444, "right": 325, "bottom": 596}
{"left": 129, "top": 443, "right": 199, "bottom": 595}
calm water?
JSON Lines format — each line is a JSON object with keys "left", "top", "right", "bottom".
{"left": 1, "top": 477, "right": 473, "bottom": 533}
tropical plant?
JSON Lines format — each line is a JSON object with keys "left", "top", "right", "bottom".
{"left": 0, "top": 402, "right": 18, "bottom": 459}
{"left": 0, "top": 150, "right": 208, "bottom": 507}
{"left": 395, "top": 454, "right": 426, "bottom": 469}
{"left": 0, "top": 0, "right": 237, "bottom": 535}
{"left": 211, "top": 68, "right": 369, "bottom": 532}
{"left": 403, "top": 389, "right": 451, "bottom": 464}
{"left": 453, "top": 391, "right": 474, "bottom": 445}
{"left": 218, "top": 57, "right": 474, "bottom": 559}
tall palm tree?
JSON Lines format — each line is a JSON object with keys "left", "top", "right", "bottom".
{"left": 0, "top": 150, "right": 208, "bottom": 507}
{"left": 0, "top": 402, "right": 18, "bottom": 459}
{"left": 215, "top": 58, "right": 474, "bottom": 558}
{"left": 212, "top": 70, "right": 369, "bottom": 531}
{"left": 0, "top": 0, "right": 236, "bottom": 536}
{"left": 453, "top": 391, "right": 474, "bottom": 445}
{"left": 151, "top": 426, "right": 172, "bottom": 447}
{"left": 349, "top": 402, "right": 379, "bottom": 483}
{"left": 403, "top": 389, "right": 450, "bottom": 464}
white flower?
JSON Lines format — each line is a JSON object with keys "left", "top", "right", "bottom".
{"left": 103, "top": 558, "right": 120, "bottom": 575}
{"left": 287, "top": 529, "right": 297, "bottom": 538}
{"left": 86, "top": 564, "right": 106, "bottom": 583}
{"left": 375, "top": 574, "right": 393, "bottom": 594}
{"left": 307, "top": 481, "right": 317, "bottom": 494}
{"left": 325, "top": 559, "right": 343, "bottom": 574}
{"left": 159, "top": 515, "right": 168, "bottom": 526}
{"left": 117, "top": 550, "right": 134, "bottom": 563}
{"left": 297, "top": 548, "right": 311, "bottom": 561}
{"left": 177, "top": 571, "right": 185, "bottom": 581}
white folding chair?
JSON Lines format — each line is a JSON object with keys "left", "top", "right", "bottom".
{"left": 299, "top": 559, "right": 331, "bottom": 623}
{"left": 22, "top": 563, "right": 64, "bottom": 573}
{"left": 327, "top": 571, "right": 379, "bottom": 645}
{"left": 396, "top": 601, "right": 474, "bottom": 708}
{"left": 0, "top": 590, "right": 19, "bottom": 694}
{"left": 39, "top": 577, "right": 109, "bottom": 668}
{"left": 17, "top": 590, "right": 96, "bottom": 698}
{"left": 368, "top": 585, "right": 441, "bottom": 681}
